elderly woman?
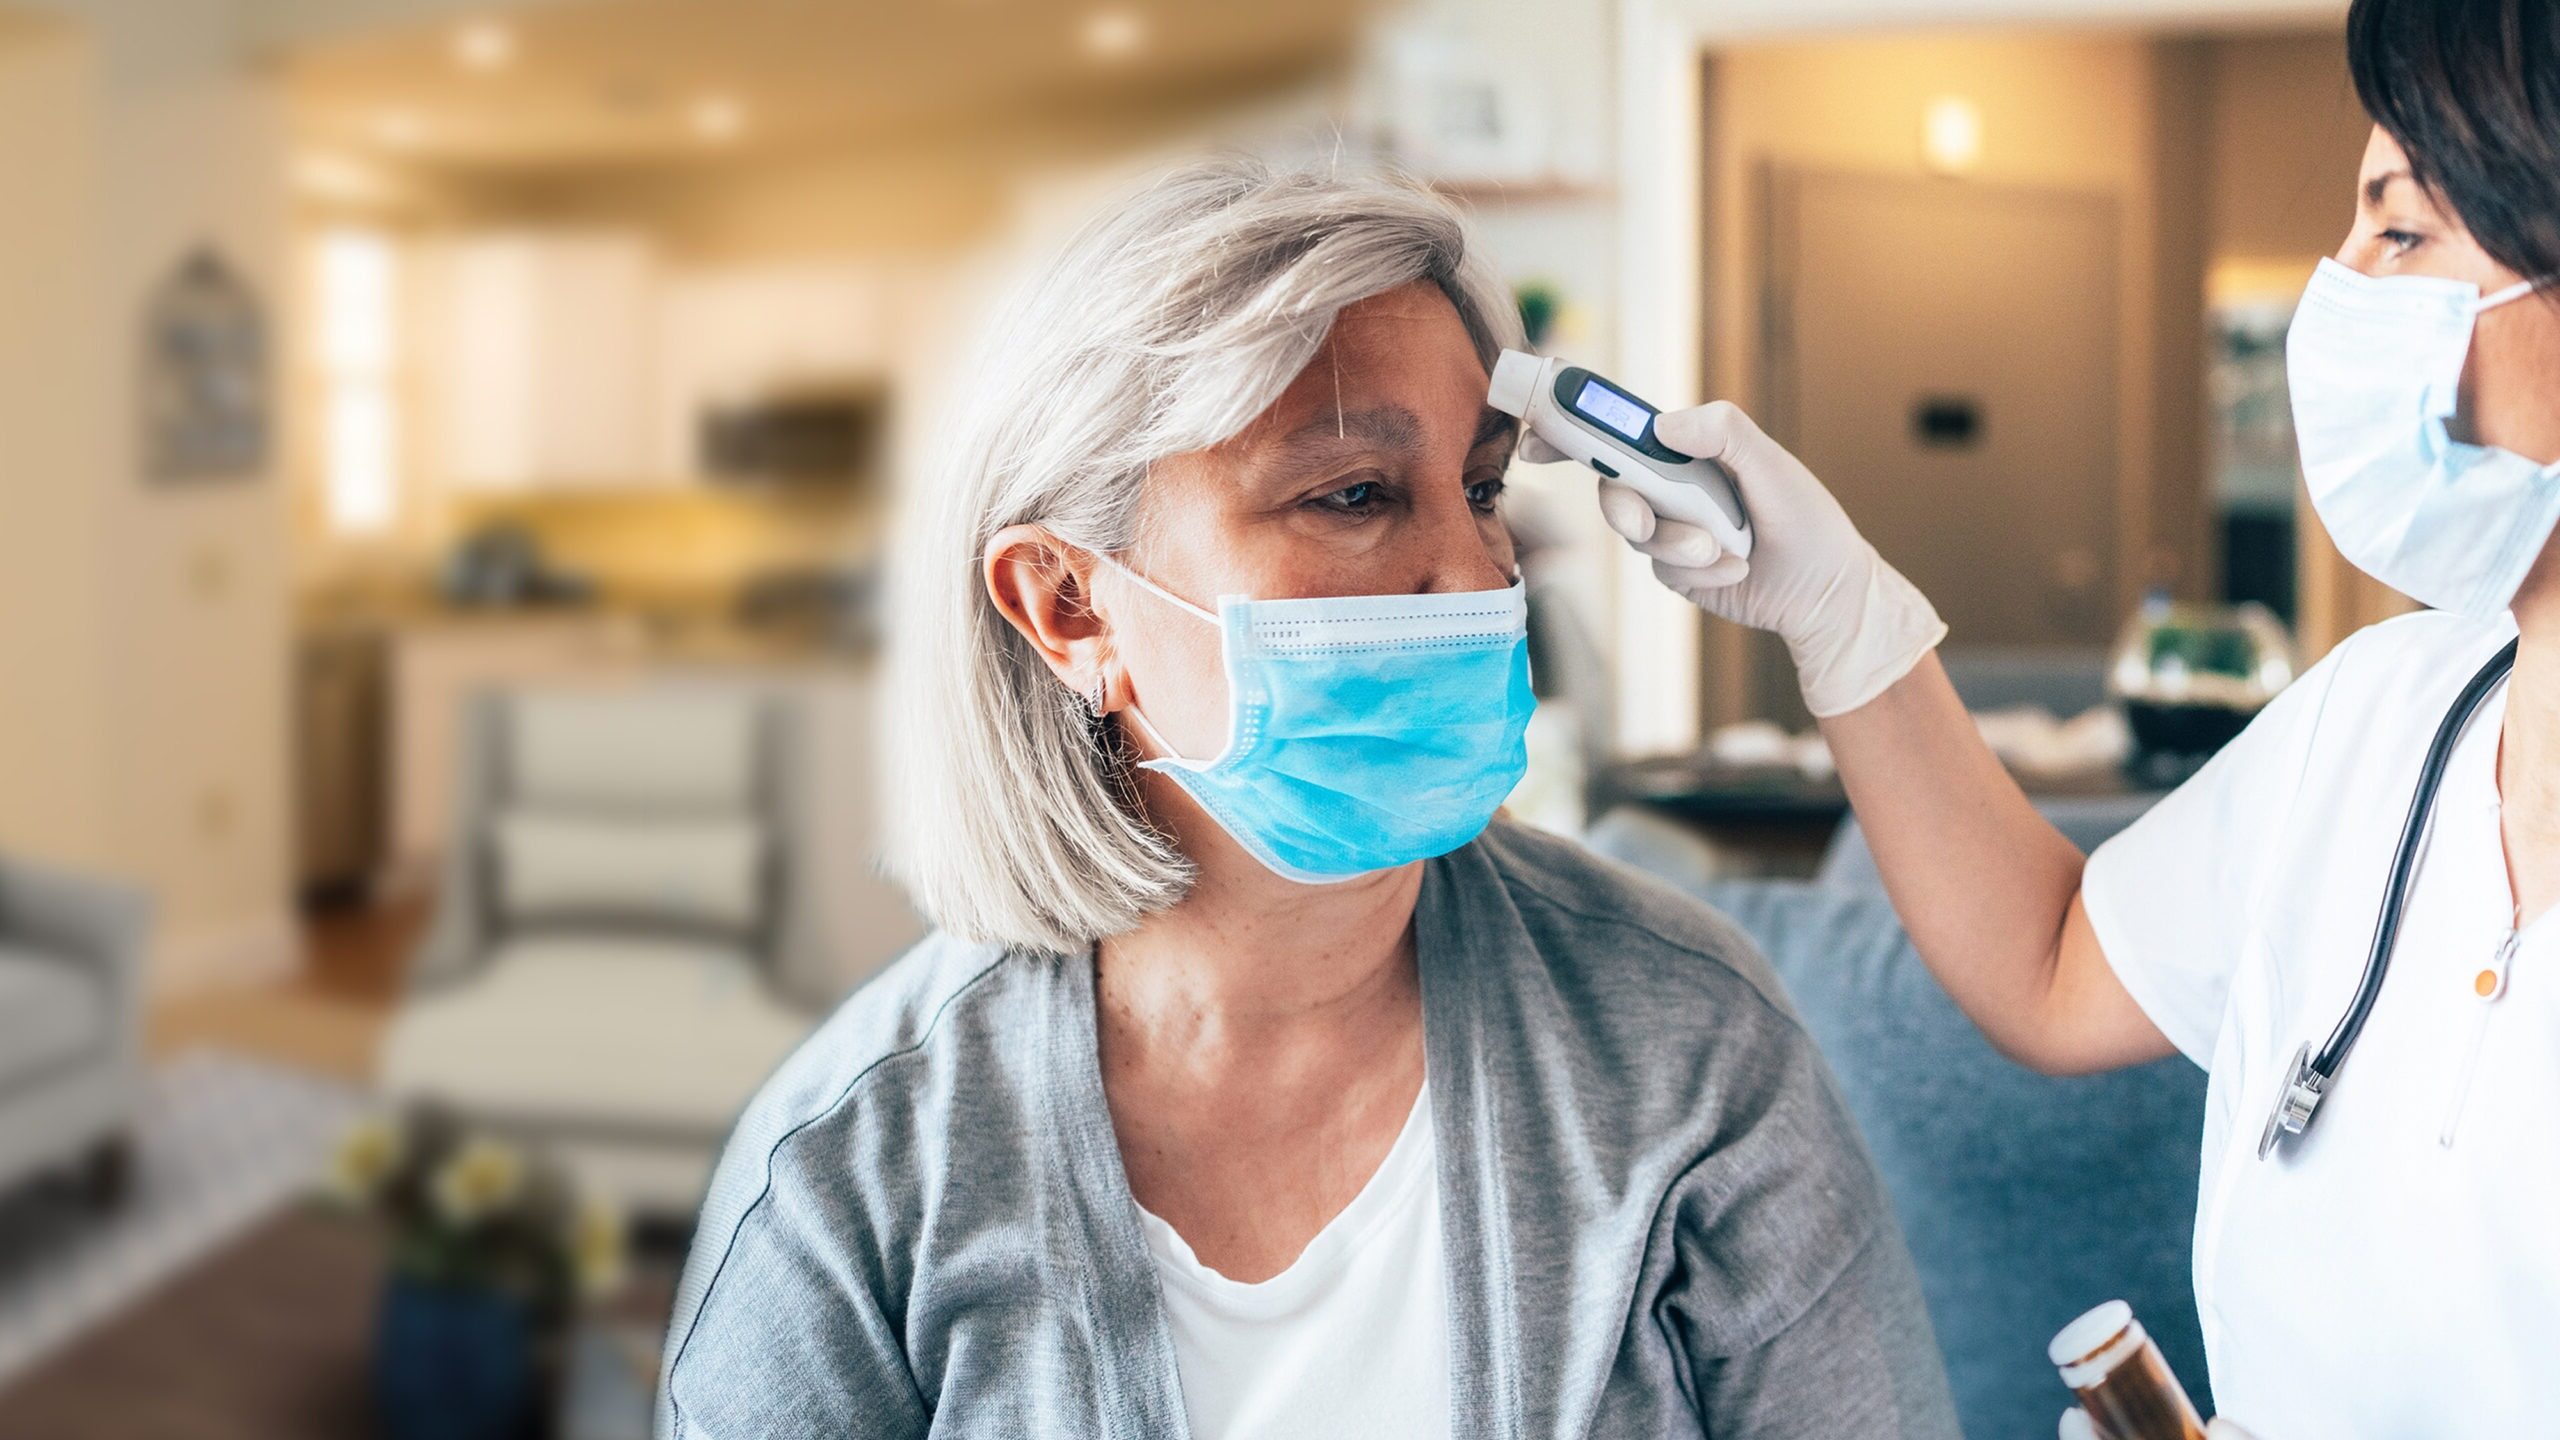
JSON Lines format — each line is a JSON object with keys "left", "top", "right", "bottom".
{"left": 657, "top": 159, "right": 1957, "bottom": 1440}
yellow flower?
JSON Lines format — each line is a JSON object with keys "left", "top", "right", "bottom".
{"left": 325, "top": 1116, "right": 403, "bottom": 1206}
{"left": 571, "top": 1199, "right": 629, "bottom": 1298}
{"left": 431, "top": 1137, "right": 527, "bottom": 1227}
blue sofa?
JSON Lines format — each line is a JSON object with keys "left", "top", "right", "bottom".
{"left": 1592, "top": 804, "right": 2209, "bottom": 1438}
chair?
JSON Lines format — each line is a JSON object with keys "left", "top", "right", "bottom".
{"left": 379, "top": 683, "right": 844, "bottom": 1218}
{"left": 0, "top": 852, "right": 150, "bottom": 1207}
{"left": 1591, "top": 800, "right": 2211, "bottom": 1438}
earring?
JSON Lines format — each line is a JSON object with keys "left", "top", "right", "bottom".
{"left": 1082, "top": 672, "right": 1108, "bottom": 719}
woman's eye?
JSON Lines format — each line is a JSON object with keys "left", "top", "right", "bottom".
{"left": 1314, "top": 478, "right": 1385, "bottom": 514}
{"left": 1466, "top": 476, "right": 1507, "bottom": 513}
{"left": 2381, "top": 228, "right": 2426, "bottom": 256}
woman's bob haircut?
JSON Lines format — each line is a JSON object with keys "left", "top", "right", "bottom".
{"left": 887, "top": 155, "right": 1523, "bottom": 954}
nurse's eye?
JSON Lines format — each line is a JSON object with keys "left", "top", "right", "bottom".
{"left": 2380, "top": 228, "right": 2426, "bottom": 257}
{"left": 1466, "top": 475, "right": 1507, "bottom": 514}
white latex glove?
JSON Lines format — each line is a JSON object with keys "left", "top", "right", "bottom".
{"left": 1524, "top": 400, "right": 1946, "bottom": 719}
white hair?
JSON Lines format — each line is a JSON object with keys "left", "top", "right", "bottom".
{"left": 886, "top": 154, "right": 1524, "bottom": 953}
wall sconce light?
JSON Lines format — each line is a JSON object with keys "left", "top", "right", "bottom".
{"left": 1921, "top": 96, "right": 1982, "bottom": 176}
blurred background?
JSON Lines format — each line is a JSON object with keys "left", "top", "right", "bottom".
{"left": 0, "top": 0, "right": 2417, "bottom": 1435}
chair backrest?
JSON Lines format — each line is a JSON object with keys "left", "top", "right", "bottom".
{"left": 1814, "top": 792, "right": 2163, "bottom": 892}
{"left": 1702, "top": 877, "right": 2212, "bottom": 1438}
{"left": 411, "top": 682, "right": 843, "bottom": 1009}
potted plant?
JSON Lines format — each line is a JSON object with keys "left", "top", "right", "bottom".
{"left": 325, "top": 1106, "right": 626, "bottom": 1440}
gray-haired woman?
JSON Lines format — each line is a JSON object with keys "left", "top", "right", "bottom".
{"left": 656, "top": 158, "right": 1958, "bottom": 1440}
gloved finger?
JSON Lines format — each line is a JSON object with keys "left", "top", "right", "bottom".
{"left": 2058, "top": 1409, "right": 2098, "bottom": 1440}
{"left": 1519, "top": 433, "right": 1570, "bottom": 465}
{"left": 1632, "top": 517, "right": 1725, "bottom": 570}
{"left": 1652, "top": 399, "right": 1772, "bottom": 471}
{"left": 1638, "top": 473, "right": 1749, "bottom": 539}
{"left": 1596, "top": 478, "right": 1657, "bottom": 545}
{"left": 1652, "top": 552, "right": 1750, "bottom": 593}
{"left": 2202, "top": 1420, "right": 2258, "bottom": 1440}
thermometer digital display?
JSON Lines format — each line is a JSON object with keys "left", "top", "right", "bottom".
{"left": 1573, "top": 378, "right": 1652, "bottom": 443}
{"left": 1487, "top": 350, "right": 1753, "bottom": 561}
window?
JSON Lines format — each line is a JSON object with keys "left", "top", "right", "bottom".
{"left": 315, "top": 230, "right": 400, "bottom": 536}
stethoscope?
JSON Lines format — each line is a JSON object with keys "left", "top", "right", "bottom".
{"left": 2259, "top": 637, "right": 2521, "bottom": 1160}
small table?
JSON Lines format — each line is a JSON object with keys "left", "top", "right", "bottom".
{"left": 1606, "top": 755, "right": 2165, "bottom": 876}
{"left": 0, "top": 1207, "right": 675, "bottom": 1440}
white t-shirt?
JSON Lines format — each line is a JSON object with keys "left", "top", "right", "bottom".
{"left": 2083, "top": 609, "right": 2560, "bottom": 1436}
{"left": 1137, "top": 1083, "right": 1449, "bottom": 1440}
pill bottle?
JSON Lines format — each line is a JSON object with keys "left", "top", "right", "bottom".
{"left": 2048, "top": 1300, "right": 2206, "bottom": 1440}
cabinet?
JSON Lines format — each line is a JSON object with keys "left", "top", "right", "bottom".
{"left": 430, "top": 233, "right": 656, "bottom": 491}
{"left": 651, "top": 266, "right": 892, "bottom": 477}
{"left": 423, "top": 236, "right": 909, "bottom": 491}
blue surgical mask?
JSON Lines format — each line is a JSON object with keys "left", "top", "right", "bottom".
{"left": 2287, "top": 257, "right": 2560, "bottom": 619}
{"left": 1099, "top": 557, "right": 1535, "bottom": 884}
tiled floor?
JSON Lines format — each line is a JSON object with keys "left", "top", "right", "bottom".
{"left": 146, "top": 893, "right": 428, "bottom": 1086}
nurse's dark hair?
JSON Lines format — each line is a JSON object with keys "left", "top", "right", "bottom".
{"left": 2348, "top": 0, "right": 2560, "bottom": 280}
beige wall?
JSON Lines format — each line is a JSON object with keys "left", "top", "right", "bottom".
{"left": 0, "top": 16, "right": 112, "bottom": 868}
{"left": 11, "top": 0, "right": 298, "bottom": 993}
{"left": 2207, "top": 30, "right": 2369, "bottom": 277}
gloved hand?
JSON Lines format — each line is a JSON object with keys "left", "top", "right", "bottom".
{"left": 1524, "top": 400, "right": 1946, "bottom": 718}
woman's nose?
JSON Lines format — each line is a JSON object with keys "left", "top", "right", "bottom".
{"left": 1412, "top": 499, "right": 1515, "bottom": 594}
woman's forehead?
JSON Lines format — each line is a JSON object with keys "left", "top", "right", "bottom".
{"left": 1260, "top": 290, "right": 1486, "bottom": 430}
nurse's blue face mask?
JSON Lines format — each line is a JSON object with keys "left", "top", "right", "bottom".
{"left": 1096, "top": 555, "right": 1535, "bottom": 884}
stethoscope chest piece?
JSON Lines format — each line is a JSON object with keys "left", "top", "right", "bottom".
{"left": 2258, "top": 1041, "right": 2326, "bottom": 1160}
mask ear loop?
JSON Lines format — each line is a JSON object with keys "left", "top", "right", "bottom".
{"left": 1093, "top": 553, "right": 1219, "bottom": 625}
{"left": 2473, "top": 277, "right": 2543, "bottom": 314}
{"left": 1089, "top": 552, "right": 1217, "bottom": 764}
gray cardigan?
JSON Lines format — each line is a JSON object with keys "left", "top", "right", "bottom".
{"left": 658, "top": 820, "right": 1958, "bottom": 1439}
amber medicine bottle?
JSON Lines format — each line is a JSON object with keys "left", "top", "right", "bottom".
{"left": 2049, "top": 1301, "right": 2206, "bottom": 1440}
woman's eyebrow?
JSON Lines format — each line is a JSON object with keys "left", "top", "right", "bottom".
{"left": 2364, "top": 168, "right": 2413, "bottom": 207}
{"left": 1244, "top": 408, "right": 1424, "bottom": 483}
{"left": 1243, "top": 404, "right": 1511, "bottom": 490}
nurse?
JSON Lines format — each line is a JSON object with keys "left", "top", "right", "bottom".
{"left": 1582, "top": 0, "right": 2560, "bottom": 1431}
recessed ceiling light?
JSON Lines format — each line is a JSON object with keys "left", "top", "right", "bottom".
{"left": 453, "top": 20, "right": 515, "bottom": 73}
{"left": 371, "top": 110, "right": 427, "bottom": 148}
{"left": 1921, "top": 95, "right": 1982, "bottom": 176}
{"left": 690, "top": 95, "right": 746, "bottom": 143}
{"left": 1081, "top": 9, "right": 1144, "bottom": 60}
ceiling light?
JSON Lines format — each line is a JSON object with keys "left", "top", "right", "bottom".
{"left": 690, "top": 95, "right": 746, "bottom": 143}
{"left": 1081, "top": 9, "right": 1145, "bottom": 60}
{"left": 1921, "top": 96, "right": 1982, "bottom": 176}
{"left": 453, "top": 19, "right": 516, "bottom": 73}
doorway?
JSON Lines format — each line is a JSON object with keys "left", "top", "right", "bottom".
{"left": 1757, "top": 166, "right": 2122, "bottom": 714}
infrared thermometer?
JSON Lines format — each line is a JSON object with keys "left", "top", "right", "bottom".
{"left": 1487, "top": 350, "right": 1752, "bottom": 561}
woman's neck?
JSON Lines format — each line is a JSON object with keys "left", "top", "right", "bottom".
{"left": 1093, "top": 776, "right": 1429, "bottom": 1282}
{"left": 1097, "top": 776, "right": 1425, "bottom": 1044}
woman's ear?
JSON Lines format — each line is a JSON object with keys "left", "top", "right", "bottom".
{"left": 984, "top": 525, "right": 1111, "bottom": 707}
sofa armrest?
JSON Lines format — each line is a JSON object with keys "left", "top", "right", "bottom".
{"left": 0, "top": 854, "right": 151, "bottom": 987}
{"left": 0, "top": 854, "right": 152, "bottom": 1090}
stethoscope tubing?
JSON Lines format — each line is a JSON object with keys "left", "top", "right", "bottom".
{"left": 2311, "top": 637, "right": 2520, "bottom": 1087}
